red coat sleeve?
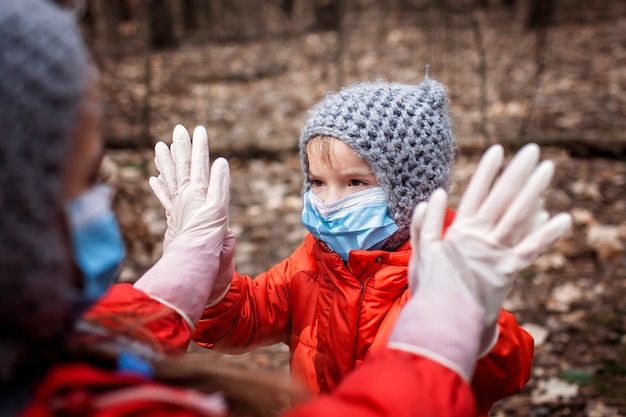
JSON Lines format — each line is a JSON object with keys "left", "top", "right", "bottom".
{"left": 285, "top": 348, "right": 476, "bottom": 417}
{"left": 471, "top": 309, "right": 534, "bottom": 417}
{"left": 21, "top": 363, "right": 225, "bottom": 417}
{"left": 193, "top": 246, "right": 304, "bottom": 351}
{"left": 82, "top": 283, "right": 194, "bottom": 356}
{"left": 22, "top": 351, "right": 473, "bottom": 417}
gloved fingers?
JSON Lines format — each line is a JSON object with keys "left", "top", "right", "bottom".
{"left": 456, "top": 145, "right": 504, "bottom": 220}
{"left": 506, "top": 204, "right": 548, "bottom": 246}
{"left": 420, "top": 188, "right": 449, "bottom": 243}
{"left": 220, "top": 229, "right": 236, "bottom": 263}
{"left": 154, "top": 141, "right": 177, "bottom": 196}
{"left": 163, "top": 227, "right": 177, "bottom": 250}
{"left": 177, "top": 158, "right": 231, "bottom": 234}
{"left": 492, "top": 160, "right": 554, "bottom": 245}
{"left": 410, "top": 201, "right": 428, "bottom": 249}
{"left": 410, "top": 190, "right": 448, "bottom": 294}
{"left": 206, "top": 157, "right": 231, "bottom": 213}
{"left": 530, "top": 208, "right": 550, "bottom": 233}
{"left": 476, "top": 143, "right": 541, "bottom": 227}
{"left": 171, "top": 124, "right": 192, "bottom": 188}
{"left": 190, "top": 125, "right": 210, "bottom": 198}
{"left": 408, "top": 201, "right": 429, "bottom": 289}
{"left": 525, "top": 198, "right": 546, "bottom": 226}
{"left": 512, "top": 212, "right": 572, "bottom": 265}
{"left": 149, "top": 176, "right": 173, "bottom": 213}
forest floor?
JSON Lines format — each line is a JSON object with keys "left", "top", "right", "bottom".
{"left": 94, "top": 2, "right": 626, "bottom": 415}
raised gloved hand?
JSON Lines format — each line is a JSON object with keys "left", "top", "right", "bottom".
{"left": 149, "top": 125, "right": 235, "bottom": 305}
{"left": 134, "top": 125, "right": 234, "bottom": 328}
{"left": 210, "top": 227, "right": 235, "bottom": 307}
{"left": 388, "top": 143, "right": 572, "bottom": 382}
{"left": 149, "top": 125, "right": 215, "bottom": 248}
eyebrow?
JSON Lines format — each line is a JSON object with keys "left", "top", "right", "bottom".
{"left": 336, "top": 168, "right": 377, "bottom": 178}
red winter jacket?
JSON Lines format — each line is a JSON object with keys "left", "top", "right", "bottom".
{"left": 19, "top": 284, "right": 477, "bottom": 417}
{"left": 194, "top": 211, "right": 534, "bottom": 417}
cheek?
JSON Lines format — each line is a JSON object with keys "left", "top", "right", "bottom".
{"left": 310, "top": 188, "right": 327, "bottom": 202}
{"left": 62, "top": 100, "right": 104, "bottom": 199}
{"left": 56, "top": 207, "right": 84, "bottom": 290}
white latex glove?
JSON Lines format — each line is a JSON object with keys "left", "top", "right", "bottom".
{"left": 209, "top": 227, "right": 235, "bottom": 308}
{"left": 389, "top": 143, "right": 572, "bottom": 381}
{"left": 413, "top": 143, "right": 572, "bottom": 326}
{"left": 148, "top": 125, "right": 235, "bottom": 306}
{"left": 149, "top": 125, "right": 212, "bottom": 248}
{"left": 135, "top": 126, "right": 232, "bottom": 329}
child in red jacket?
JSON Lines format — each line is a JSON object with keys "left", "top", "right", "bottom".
{"left": 152, "top": 80, "right": 534, "bottom": 416}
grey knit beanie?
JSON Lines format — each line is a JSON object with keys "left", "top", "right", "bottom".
{"left": 299, "top": 78, "right": 456, "bottom": 249}
{"left": 0, "top": 0, "right": 89, "bottom": 363}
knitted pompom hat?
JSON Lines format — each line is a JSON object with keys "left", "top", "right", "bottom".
{"left": 299, "top": 78, "right": 456, "bottom": 249}
{"left": 0, "top": 0, "right": 89, "bottom": 356}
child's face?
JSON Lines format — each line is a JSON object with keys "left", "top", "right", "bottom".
{"left": 307, "top": 138, "right": 379, "bottom": 204}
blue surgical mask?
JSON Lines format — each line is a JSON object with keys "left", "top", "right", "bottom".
{"left": 301, "top": 187, "right": 399, "bottom": 261}
{"left": 65, "top": 184, "right": 126, "bottom": 301}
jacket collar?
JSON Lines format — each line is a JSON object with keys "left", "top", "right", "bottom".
{"left": 304, "top": 233, "right": 408, "bottom": 283}
{"left": 303, "top": 208, "right": 456, "bottom": 279}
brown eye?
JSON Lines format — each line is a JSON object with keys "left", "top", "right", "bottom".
{"left": 311, "top": 180, "right": 324, "bottom": 188}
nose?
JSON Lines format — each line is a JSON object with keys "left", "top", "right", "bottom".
{"left": 323, "top": 186, "right": 348, "bottom": 204}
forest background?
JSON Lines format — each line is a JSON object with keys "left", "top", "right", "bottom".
{"left": 64, "top": 0, "right": 626, "bottom": 415}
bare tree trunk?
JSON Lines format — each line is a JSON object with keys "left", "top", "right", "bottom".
{"left": 116, "top": 0, "right": 134, "bottom": 21}
{"left": 182, "top": 0, "right": 198, "bottom": 33}
{"left": 526, "top": 0, "right": 554, "bottom": 29}
{"left": 334, "top": 0, "right": 347, "bottom": 88}
{"left": 149, "top": 0, "right": 177, "bottom": 49}
{"left": 518, "top": 17, "right": 550, "bottom": 139}
{"left": 377, "top": 0, "right": 389, "bottom": 56}
{"left": 442, "top": 0, "right": 455, "bottom": 89}
{"left": 280, "top": 0, "right": 295, "bottom": 18}
{"left": 503, "top": 0, "right": 516, "bottom": 9}
{"left": 91, "top": 0, "right": 120, "bottom": 52}
{"left": 196, "top": 0, "right": 213, "bottom": 39}
{"left": 141, "top": 0, "right": 154, "bottom": 173}
{"left": 427, "top": 0, "right": 437, "bottom": 72}
{"left": 469, "top": 9, "right": 491, "bottom": 144}
{"left": 314, "top": 0, "right": 341, "bottom": 31}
